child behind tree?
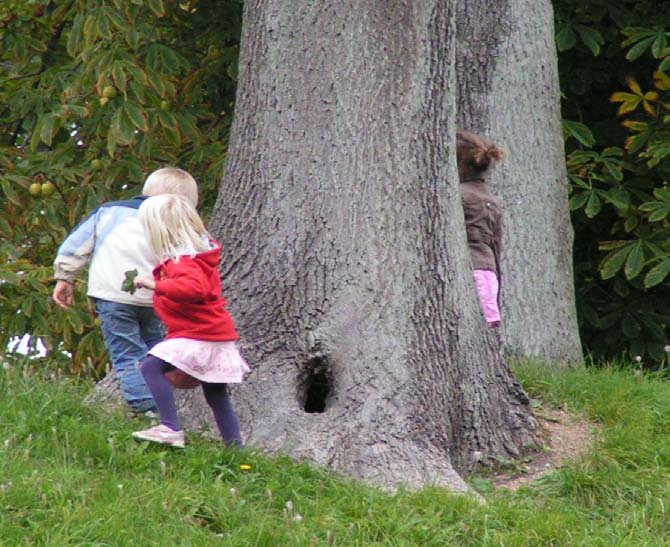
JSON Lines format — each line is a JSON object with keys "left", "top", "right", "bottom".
{"left": 457, "top": 130, "right": 505, "bottom": 328}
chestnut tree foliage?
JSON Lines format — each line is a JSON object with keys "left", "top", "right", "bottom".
{"left": 556, "top": 0, "right": 670, "bottom": 364}
{"left": 0, "top": 0, "right": 241, "bottom": 372}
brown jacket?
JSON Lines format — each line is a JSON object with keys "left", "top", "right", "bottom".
{"left": 460, "top": 178, "right": 503, "bottom": 273}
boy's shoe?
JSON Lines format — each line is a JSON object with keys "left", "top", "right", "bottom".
{"left": 132, "top": 424, "right": 186, "bottom": 448}
{"left": 129, "top": 408, "right": 159, "bottom": 421}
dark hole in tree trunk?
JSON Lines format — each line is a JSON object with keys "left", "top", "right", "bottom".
{"left": 300, "top": 356, "right": 332, "bottom": 413}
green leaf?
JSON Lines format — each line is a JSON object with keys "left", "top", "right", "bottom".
{"left": 67, "top": 14, "right": 84, "bottom": 56}
{"left": 638, "top": 202, "right": 660, "bottom": 213}
{"left": 149, "top": 73, "right": 167, "bottom": 97}
{"left": 610, "top": 92, "right": 641, "bottom": 115}
{"left": 157, "top": 110, "right": 178, "bottom": 131}
{"left": 624, "top": 241, "right": 644, "bottom": 280}
{"left": 0, "top": 214, "right": 11, "bottom": 237}
{"left": 39, "top": 115, "right": 57, "bottom": 147}
{"left": 83, "top": 15, "right": 99, "bottom": 44}
{"left": 145, "top": 44, "right": 187, "bottom": 74}
{"left": 176, "top": 112, "right": 202, "bottom": 142}
{"left": 146, "top": 0, "right": 166, "bottom": 17}
{"left": 569, "top": 191, "right": 589, "bottom": 211}
{"left": 602, "top": 147, "right": 624, "bottom": 157}
{"left": 585, "top": 191, "right": 602, "bottom": 218}
{"left": 126, "top": 64, "right": 149, "bottom": 85}
{"left": 602, "top": 160, "right": 623, "bottom": 182}
{"left": 622, "top": 29, "right": 656, "bottom": 48}
{"left": 98, "top": 12, "right": 112, "bottom": 40}
{"left": 126, "top": 28, "right": 142, "bottom": 50}
{"left": 66, "top": 307, "right": 85, "bottom": 335}
{"left": 105, "top": 7, "right": 126, "bottom": 30}
{"left": 600, "top": 245, "right": 632, "bottom": 279}
{"left": 654, "top": 187, "right": 670, "bottom": 201}
{"left": 227, "top": 57, "right": 239, "bottom": 82}
{"left": 22, "top": 296, "right": 34, "bottom": 318}
{"left": 563, "top": 120, "right": 596, "bottom": 147}
{"left": 112, "top": 61, "right": 127, "bottom": 94}
{"left": 107, "top": 113, "right": 119, "bottom": 157}
{"left": 626, "top": 134, "right": 649, "bottom": 155}
{"left": 124, "top": 102, "right": 148, "bottom": 132}
{"left": 68, "top": 105, "right": 90, "bottom": 118}
{"left": 624, "top": 215, "right": 639, "bottom": 233}
{"left": 556, "top": 24, "right": 577, "bottom": 52}
{"left": 645, "top": 241, "right": 667, "bottom": 261}
{"left": 605, "top": 187, "right": 629, "bottom": 209}
{"left": 648, "top": 208, "right": 670, "bottom": 222}
{"left": 30, "top": 117, "right": 44, "bottom": 152}
{"left": 645, "top": 259, "right": 670, "bottom": 287}
{"left": 575, "top": 24, "right": 604, "bottom": 56}
{"left": 121, "top": 269, "right": 139, "bottom": 294}
{"left": 116, "top": 106, "right": 137, "bottom": 145}
{"left": 0, "top": 179, "right": 22, "bottom": 206}
{"left": 626, "top": 36, "right": 656, "bottom": 61}
{"left": 129, "top": 80, "right": 149, "bottom": 105}
{"left": 1, "top": 270, "right": 21, "bottom": 285}
{"left": 651, "top": 32, "right": 668, "bottom": 59}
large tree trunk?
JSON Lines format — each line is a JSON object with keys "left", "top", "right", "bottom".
{"left": 203, "top": 0, "right": 542, "bottom": 491}
{"left": 456, "top": 0, "right": 583, "bottom": 364}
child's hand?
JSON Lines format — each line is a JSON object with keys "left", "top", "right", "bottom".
{"left": 53, "top": 280, "right": 74, "bottom": 309}
{"left": 134, "top": 275, "right": 155, "bottom": 290}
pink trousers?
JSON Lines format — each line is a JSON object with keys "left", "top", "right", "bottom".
{"left": 473, "top": 269, "right": 500, "bottom": 326}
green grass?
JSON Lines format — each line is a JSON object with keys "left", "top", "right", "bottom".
{"left": 2, "top": 360, "right": 670, "bottom": 545}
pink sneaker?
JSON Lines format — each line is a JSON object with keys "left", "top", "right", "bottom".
{"left": 132, "top": 424, "right": 186, "bottom": 448}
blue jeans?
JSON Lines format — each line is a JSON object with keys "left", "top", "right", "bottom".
{"left": 95, "top": 299, "right": 164, "bottom": 412}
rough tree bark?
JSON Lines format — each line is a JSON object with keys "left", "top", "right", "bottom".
{"left": 456, "top": 0, "right": 583, "bottom": 364}
{"left": 201, "top": 0, "right": 543, "bottom": 491}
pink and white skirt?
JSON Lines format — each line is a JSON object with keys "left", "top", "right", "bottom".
{"left": 149, "top": 339, "right": 250, "bottom": 384}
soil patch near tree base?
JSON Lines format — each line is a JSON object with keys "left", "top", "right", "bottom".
{"left": 493, "top": 407, "right": 598, "bottom": 491}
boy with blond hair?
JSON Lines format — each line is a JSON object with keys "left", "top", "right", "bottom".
{"left": 53, "top": 168, "right": 198, "bottom": 414}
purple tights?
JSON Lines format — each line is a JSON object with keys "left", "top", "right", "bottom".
{"left": 140, "top": 355, "right": 242, "bottom": 447}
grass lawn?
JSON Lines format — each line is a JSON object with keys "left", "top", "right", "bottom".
{"left": 2, "top": 359, "right": 670, "bottom": 545}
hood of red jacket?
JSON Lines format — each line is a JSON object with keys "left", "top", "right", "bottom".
{"left": 154, "top": 241, "right": 222, "bottom": 274}
{"left": 192, "top": 242, "right": 221, "bottom": 269}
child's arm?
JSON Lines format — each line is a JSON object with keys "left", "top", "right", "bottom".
{"left": 53, "top": 212, "right": 97, "bottom": 284}
{"left": 134, "top": 275, "right": 155, "bottom": 290}
{"left": 52, "top": 213, "right": 98, "bottom": 307}
{"left": 154, "top": 263, "right": 210, "bottom": 303}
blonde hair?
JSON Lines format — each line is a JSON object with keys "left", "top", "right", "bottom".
{"left": 142, "top": 167, "right": 199, "bottom": 207}
{"left": 139, "top": 194, "right": 211, "bottom": 260}
{"left": 456, "top": 130, "right": 506, "bottom": 180}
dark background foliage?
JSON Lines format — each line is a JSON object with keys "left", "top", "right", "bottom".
{"left": 556, "top": 0, "right": 670, "bottom": 364}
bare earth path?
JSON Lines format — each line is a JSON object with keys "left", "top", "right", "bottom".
{"left": 493, "top": 407, "right": 598, "bottom": 490}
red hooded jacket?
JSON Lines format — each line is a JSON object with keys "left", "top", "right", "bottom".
{"left": 152, "top": 244, "right": 239, "bottom": 341}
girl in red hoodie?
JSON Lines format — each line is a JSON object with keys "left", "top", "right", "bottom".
{"left": 132, "top": 194, "right": 249, "bottom": 448}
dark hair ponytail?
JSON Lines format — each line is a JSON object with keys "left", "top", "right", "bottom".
{"left": 456, "top": 130, "right": 505, "bottom": 180}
